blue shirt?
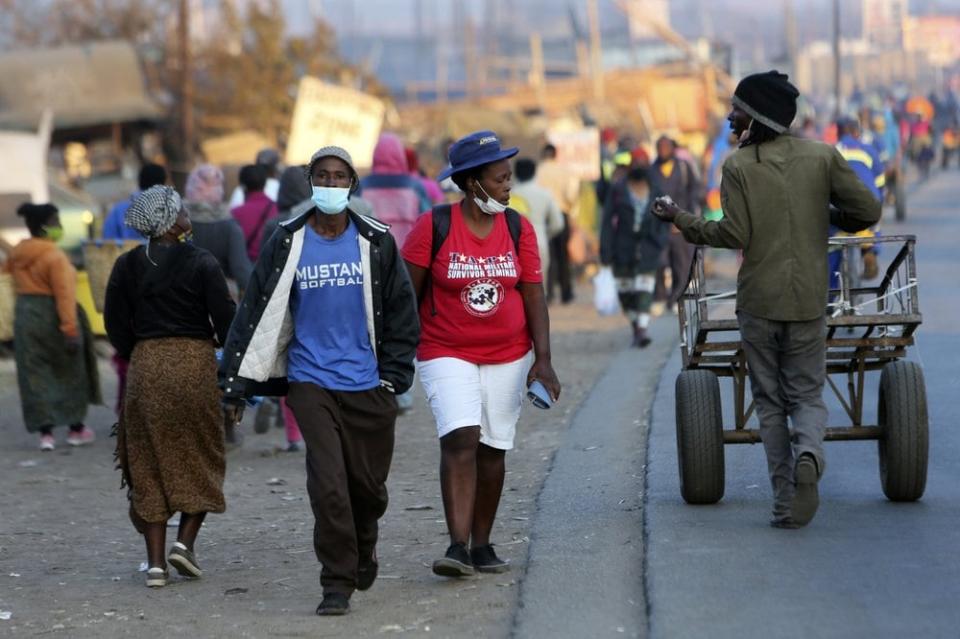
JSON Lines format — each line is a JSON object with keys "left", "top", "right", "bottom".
{"left": 836, "top": 135, "right": 885, "bottom": 201}
{"left": 286, "top": 220, "right": 380, "bottom": 391}
{"left": 103, "top": 194, "right": 147, "bottom": 240}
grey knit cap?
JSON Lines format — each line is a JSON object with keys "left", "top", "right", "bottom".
{"left": 125, "top": 185, "right": 182, "bottom": 238}
{"left": 306, "top": 146, "right": 358, "bottom": 186}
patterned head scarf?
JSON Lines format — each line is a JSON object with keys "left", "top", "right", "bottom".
{"left": 185, "top": 164, "right": 225, "bottom": 204}
{"left": 125, "top": 185, "right": 182, "bottom": 238}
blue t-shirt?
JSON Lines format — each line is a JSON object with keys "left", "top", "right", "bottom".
{"left": 286, "top": 221, "right": 380, "bottom": 391}
{"left": 103, "top": 196, "right": 147, "bottom": 240}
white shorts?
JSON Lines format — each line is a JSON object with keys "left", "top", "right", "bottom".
{"left": 419, "top": 352, "right": 534, "bottom": 450}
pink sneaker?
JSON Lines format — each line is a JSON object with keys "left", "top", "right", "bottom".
{"left": 40, "top": 434, "right": 55, "bottom": 451}
{"left": 66, "top": 427, "right": 95, "bottom": 447}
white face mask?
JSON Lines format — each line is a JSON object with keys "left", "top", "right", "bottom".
{"left": 311, "top": 186, "right": 350, "bottom": 215}
{"left": 473, "top": 183, "right": 508, "bottom": 215}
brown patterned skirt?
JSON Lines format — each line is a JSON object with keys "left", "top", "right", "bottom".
{"left": 119, "top": 337, "right": 225, "bottom": 524}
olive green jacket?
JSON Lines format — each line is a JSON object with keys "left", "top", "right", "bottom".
{"left": 674, "top": 135, "right": 881, "bottom": 321}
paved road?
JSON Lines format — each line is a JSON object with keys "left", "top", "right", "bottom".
{"left": 644, "top": 170, "right": 960, "bottom": 638}
{"left": 513, "top": 320, "right": 675, "bottom": 639}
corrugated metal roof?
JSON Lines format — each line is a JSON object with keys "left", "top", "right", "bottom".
{"left": 0, "top": 40, "right": 163, "bottom": 129}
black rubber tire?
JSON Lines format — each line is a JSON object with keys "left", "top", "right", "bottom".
{"left": 675, "top": 370, "right": 725, "bottom": 504}
{"left": 878, "top": 361, "right": 929, "bottom": 502}
{"left": 894, "top": 179, "right": 907, "bottom": 223}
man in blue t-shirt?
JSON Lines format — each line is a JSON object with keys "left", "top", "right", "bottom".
{"left": 103, "top": 164, "right": 167, "bottom": 240}
{"left": 279, "top": 147, "right": 416, "bottom": 617}
{"left": 287, "top": 222, "right": 380, "bottom": 390}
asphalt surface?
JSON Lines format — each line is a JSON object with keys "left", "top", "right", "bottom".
{"left": 644, "top": 170, "right": 960, "bottom": 639}
{"left": 513, "top": 319, "right": 675, "bottom": 639}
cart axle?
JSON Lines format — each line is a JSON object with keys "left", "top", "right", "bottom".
{"left": 723, "top": 426, "right": 881, "bottom": 444}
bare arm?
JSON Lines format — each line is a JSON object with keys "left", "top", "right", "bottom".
{"left": 519, "top": 281, "right": 561, "bottom": 401}
{"left": 404, "top": 261, "right": 429, "bottom": 306}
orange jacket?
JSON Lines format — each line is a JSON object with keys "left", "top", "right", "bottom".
{"left": 4, "top": 238, "right": 78, "bottom": 338}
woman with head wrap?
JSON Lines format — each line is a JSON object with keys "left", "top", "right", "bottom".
{"left": 104, "top": 185, "right": 236, "bottom": 588}
{"left": 184, "top": 164, "right": 252, "bottom": 291}
{"left": 4, "top": 203, "right": 101, "bottom": 451}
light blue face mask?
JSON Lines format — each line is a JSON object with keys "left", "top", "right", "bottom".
{"left": 311, "top": 186, "right": 350, "bottom": 215}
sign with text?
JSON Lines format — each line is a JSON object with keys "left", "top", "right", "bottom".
{"left": 286, "top": 77, "right": 385, "bottom": 169}
{"left": 546, "top": 127, "right": 601, "bottom": 181}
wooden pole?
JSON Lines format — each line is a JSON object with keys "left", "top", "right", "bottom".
{"left": 529, "top": 32, "right": 546, "bottom": 110}
{"left": 833, "top": 0, "right": 842, "bottom": 118}
{"left": 178, "top": 0, "right": 194, "bottom": 166}
{"left": 587, "top": 0, "right": 605, "bottom": 101}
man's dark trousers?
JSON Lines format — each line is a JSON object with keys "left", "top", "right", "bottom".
{"left": 287, "top": 382, "right": 398, "bottom": 596}
{"left": 737, "top": 310, "right": 828, "bottom": 520}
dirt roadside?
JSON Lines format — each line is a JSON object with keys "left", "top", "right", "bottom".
{"left": 0, "top": 299, "right": 653, "bottom": 638}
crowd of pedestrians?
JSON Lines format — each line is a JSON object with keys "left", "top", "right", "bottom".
{"left": 0, "top": 131, "right": 566, "bottom": 615}
{"left": 4, "top": 65, "right": 940, "bottom": 616}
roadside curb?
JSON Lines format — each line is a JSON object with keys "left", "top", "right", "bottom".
{"left": 511, "top": 319, "right": 678, "bottom": 639}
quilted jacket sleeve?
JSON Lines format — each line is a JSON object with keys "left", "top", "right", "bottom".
{"left": 218, "top": 227, "right": 285, "bottom": 404}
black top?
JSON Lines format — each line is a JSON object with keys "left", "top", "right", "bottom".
{"left": 104, "top": 243, "right": 236, "bottom": 360}
{"left": 600, "top": 178, "right": 670, "bottom": 274}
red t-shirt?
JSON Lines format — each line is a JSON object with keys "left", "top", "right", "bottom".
{"left": 402, "top": 203, "right": 543, "bottom": 364}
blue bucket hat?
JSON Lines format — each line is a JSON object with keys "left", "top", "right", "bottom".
{"left": 438, "top": 130, "right": 519, "bottom": 181}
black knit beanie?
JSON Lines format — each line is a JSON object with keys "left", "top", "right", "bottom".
{"left": 732, "top": 70, "right": 800, "bottom": 134}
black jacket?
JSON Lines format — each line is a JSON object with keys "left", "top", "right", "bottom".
{"left": 104, "top": 243, "right": 235, "bottom": 360}
{"left": 600, "top": 179, "right": 670, "bottom": 274}
{"left": 218, "top": 208, "right": 419, "bottom": 404}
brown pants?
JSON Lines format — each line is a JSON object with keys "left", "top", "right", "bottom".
{"left": 286, "top": 382, "right": 398, "bottom": 596}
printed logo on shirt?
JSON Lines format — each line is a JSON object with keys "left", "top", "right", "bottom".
{"left": 296, "top": 261, "right": 363, "bottom": 290}
{"left": 461, "top": 278, "right": 505, "bottom": 318}
{"left": 447, "top": 252, "right": 518, "bottom": 280}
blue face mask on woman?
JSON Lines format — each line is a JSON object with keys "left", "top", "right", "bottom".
{"left": 311, "top": 186, "right": 350, "bottom": 215}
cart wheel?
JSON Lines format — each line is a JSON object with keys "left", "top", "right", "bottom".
{"left": 894, "top": 179, "right": 906, "bottom": 222}
{"left": 878, "top": 361, "right": 928, "bottom": 501}
{"left": 675, "top": 370, "right": 725, "bottom": 504}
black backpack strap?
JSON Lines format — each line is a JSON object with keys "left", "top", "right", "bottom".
{"left": 430, "top": 204, "right": 453, "bottom": 266}
{"left": 428, "top": 204, "right": 453, "bottom": 316}
{"left": 504, "top": 208, "right": 522, "bottom": 256}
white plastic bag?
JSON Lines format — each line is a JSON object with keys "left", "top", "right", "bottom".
{"left": 593, "top": 266, "right": 620, "bottom": 316}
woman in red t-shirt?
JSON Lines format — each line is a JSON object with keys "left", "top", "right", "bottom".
{"left": 402, "top": 130, "right": 561, "bottom": 578}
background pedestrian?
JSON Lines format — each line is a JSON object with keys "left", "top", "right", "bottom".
{"left": 105, "top": 185, "right": 235, "bottom": 588}
{"left": 6, "top": 203, "right": 100, "bottom": 451}
{"left": 185, "top": 164, "right": 253, "bottom": 293}
{"left": 402, "top": 130, "right": 561, "bottom": 578}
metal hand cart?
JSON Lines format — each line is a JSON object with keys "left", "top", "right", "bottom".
{"left": 674, "top": 235, "right": 928, "bottom": 504}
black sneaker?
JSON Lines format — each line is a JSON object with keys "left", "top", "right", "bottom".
{"left": 316, "top": 592, "right": 350, "bottom": 616}
{"left": 790, "top": 454, "right": 820, "bottom": 527}
{"left": 357, "top": 551, "right": 378, "bottom": 591}
{"left": 432, "top": 542, "right": 475, "bottom": 577}
{"left": 470, "top": 544, "right": 510, "bottom": 573}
